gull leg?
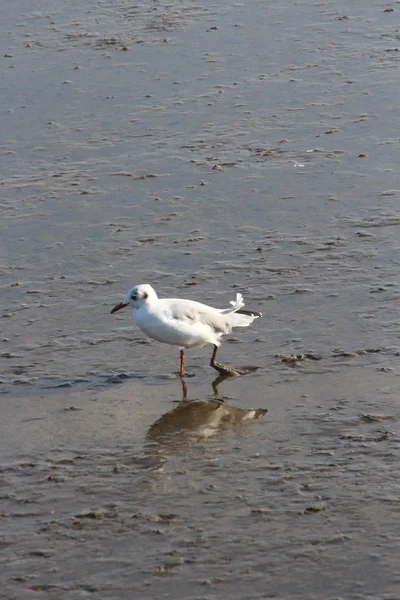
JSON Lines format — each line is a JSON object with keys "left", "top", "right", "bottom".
{"left": 180, "top": 348, "right": 188, "bottom": 400}
{"left": 179, "top": 348, "right": 185, "bottom": 378}
{"left": 210, "top": 345, "right": 244, "bottom": 376}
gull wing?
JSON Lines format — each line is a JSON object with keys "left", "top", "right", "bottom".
{"left": 166, "top": 299, "right": 229, "bottom": 334}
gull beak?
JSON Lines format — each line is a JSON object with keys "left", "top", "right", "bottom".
{"left": 111, "top": 301, "right": 129, "bottom": 314}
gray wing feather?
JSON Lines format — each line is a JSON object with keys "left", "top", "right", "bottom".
{"left": 168, "top": 301, "right": 229, "bottom": 334}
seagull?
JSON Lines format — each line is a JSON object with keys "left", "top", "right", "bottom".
{"left": 111, "top": 284, "right": 261, "bottom": 377}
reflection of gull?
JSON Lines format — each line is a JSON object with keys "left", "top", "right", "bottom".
{"left": 111, "top": 284, "right": 261, "bottom": 376}
{"left": 147, "top": 400, "right": 267, "bottom": 446}
{"left": 146, "top": 378, "right": 267, "bottom": 451}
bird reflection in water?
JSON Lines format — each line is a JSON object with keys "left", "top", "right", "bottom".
{"left": 146, "top": 375, "right": 267, "bottom": 452}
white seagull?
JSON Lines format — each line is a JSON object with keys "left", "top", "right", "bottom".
{"left": 111, "top": 284, "right": 261, "bottom": 377}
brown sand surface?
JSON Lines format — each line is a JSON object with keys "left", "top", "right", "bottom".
{"left": 1, "top": 0, "right": 400, "bottom": 598}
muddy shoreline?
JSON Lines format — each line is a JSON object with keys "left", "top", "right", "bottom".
{"left": 2, "top": 1, "right": 400, "bottom": 598}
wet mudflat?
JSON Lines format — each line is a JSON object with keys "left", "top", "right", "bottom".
{"left": 1, "top": 0, "right": 400, "bottom": 598}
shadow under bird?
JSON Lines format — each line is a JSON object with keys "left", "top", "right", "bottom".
{"left": 111, "top": 284, "right": 261, "bottom": 376}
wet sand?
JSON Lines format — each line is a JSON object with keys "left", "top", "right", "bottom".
{"left": 1, "top": 0, "right": 400, "bottom": 598}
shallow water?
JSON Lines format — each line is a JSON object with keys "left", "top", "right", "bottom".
{"left": 1, "top": 0, "right": 400, "bottom": 598}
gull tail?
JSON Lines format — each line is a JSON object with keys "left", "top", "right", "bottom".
{"left": 221, "top": 293, "right": 262, "bottom": 328}
{"left": 223, "top": 293, "right": 245, "bottom": 314}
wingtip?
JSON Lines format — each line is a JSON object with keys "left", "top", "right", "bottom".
{"left": 235, "top": 309, "right": 262, "bottom": 318}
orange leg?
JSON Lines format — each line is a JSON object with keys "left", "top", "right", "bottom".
{"left": 180, "top": 348, "right": 185, "bottom": 378}
{"left": 210, "top": 345, "right": 242, "bottom": 376}
{"left": 210, "top": 345, "right": 218, "bottom": 366}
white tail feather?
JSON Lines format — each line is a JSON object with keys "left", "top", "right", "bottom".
{"left": 217, "top": 293, "right": 258, "bottom": 328}
{"left": 228, "top": 311, "right": 257, "bottom": 328}
{"left": 221, "top": 292, "right": 261, "bottom": 328}
{"left": 222, "top": 293, "right": 245, "bottom": 315}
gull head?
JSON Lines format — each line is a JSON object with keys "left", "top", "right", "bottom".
{"left": 111, "top": 284, "right": 157, "bottom": 314}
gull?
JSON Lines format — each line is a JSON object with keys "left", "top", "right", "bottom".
{"left": 111, "top": 284, "right": 261, "bottom": 377}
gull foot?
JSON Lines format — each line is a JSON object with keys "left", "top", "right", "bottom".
{"left": 211, "top": 362, "right": 248, "bottom": 376}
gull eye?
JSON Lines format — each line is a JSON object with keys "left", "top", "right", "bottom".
{"left": 131, "top": 292, "right": 138, "bottom": 301}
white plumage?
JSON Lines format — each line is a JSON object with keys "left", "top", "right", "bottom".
{"left": 111, "top": 284, "right": 261, "bottom": 376}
